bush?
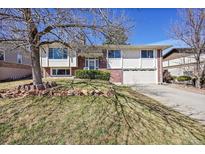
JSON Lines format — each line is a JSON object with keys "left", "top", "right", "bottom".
{"left": 172, "top": 76, "right": 177, "bottom": 80}
{"left": 75, "top": 70, "right": 110, "bottom": 81}
{"left": 177, "top": 75, "right": 192, "bottom": 82}
{"left": 163, "top": 70, "right": 172, "bottom": 83}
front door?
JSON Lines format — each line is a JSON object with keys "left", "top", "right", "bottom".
{"left": 89, "top": 59, "right": 95, "bottom": 70}
{"left": 85, "top": 58, "right": 99, "bottom": 70}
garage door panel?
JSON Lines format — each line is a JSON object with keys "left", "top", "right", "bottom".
{"left": 123, "top": 70, "right": 157, "bottom": 84}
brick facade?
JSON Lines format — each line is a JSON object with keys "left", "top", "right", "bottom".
{"left": 44, "top": 67, "right": 51, "bottom": 77}
{"left": 109, "top": 69, "right": 123, "bottom": 83}
{"left": 99, "top": 50, "right": 107, "bottom": 69}
{"left": 157, "top": 49, "right": 163, "bottom": 83}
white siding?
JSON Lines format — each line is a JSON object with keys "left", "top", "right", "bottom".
{"left": 122, "top": 50, "right": 141, "bottom": 69}
{"left": 164, "top": 54, "right": 205, "bottom": 68}
{"left": 107, "top": 58, "right": 122, "bottom": 69}
{"left": 141, "top": 59, "right": 156, "bottom": 68}
{"left": 107, "top": 49, "right": 157, "bottom": 69}
{"left": 40, "top": 44, "right": 77, "bottom": 67}
{"left": 163, "top": 61, "right": 169, "bottom": 67}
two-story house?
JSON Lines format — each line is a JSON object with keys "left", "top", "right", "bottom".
{"left": 163, "top": 48, "right": 205, "bottom": 77}
{"left": 0, "top": 41, "right": 32, "bottom": 81}
{"left": 40, "top": 42, "right": 170, "bottom": 84}
{"left": 156, "top": 39, "right": 205, "bottom": 77}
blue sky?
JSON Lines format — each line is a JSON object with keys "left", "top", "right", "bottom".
{"left": 123, "top": 8, "right": 177, "bottom": 45}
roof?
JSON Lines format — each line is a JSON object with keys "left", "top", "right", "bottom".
{"left": 148, "top": 39, "right": 189, "bottom": 56}
{"left": 83, "top": 44, "right": 171, "bottom": 51}
{"left": 40, "top": 41, "right": 171, "bottom": 51}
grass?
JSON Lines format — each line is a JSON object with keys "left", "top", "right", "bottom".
{"left": 0, "top": 79, "right": 205, "bottom": 144}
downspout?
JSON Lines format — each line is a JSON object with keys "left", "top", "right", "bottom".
{"left": 69, "top": 48, "right": 72, "bottom": 76}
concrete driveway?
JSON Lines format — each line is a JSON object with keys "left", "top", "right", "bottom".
{"left": 132, "top": 84, "right": 205, "bottom": 124}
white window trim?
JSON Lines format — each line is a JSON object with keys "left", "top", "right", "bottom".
{"left": 84, "top": 58, "right": 99, "bottom": 70}
{"left": 50, "top": 68, "right": 71, "bottom": 77}
{"left": 17, "top": 53, "right": 23, "bottom": 64}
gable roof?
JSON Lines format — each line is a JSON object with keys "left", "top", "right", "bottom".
{"left": 148, "top": 39, "right": 189, "bottom": 56}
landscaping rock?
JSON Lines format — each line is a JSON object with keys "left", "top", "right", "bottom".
{"left": 106, "top": 88, "right": 115, "bottom": 97}
{"left": 25, "top": 85, "right": 30, "bottom": 91}
{"left": 67, "top": 90, "right": 75, "bottom": 96}
{"left": 94, "top": 90, "right": 103, "bottom": 96}
{"left": 74, "top": 89, "right": 84, "bottom": 96}
{"left": 81, "top": 89, "right": 89, "bottom": 96}
{"left": 89, "top": 90, "right": 95, "bottom": 96}
{"left": 49, "top": 81, "right": 57, "bottom": 87}
{"left": 16, "top": 85, "right": 22, "bottom": 91}
{"left": 36, "top": 84, "right": 45, "bottom": 90}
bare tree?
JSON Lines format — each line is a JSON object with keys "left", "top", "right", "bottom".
{"left": 170, "top": 8, "right": 205, "bottom": 88}
{"left": 0, "top": 8, "right": 131, "bottom": 87}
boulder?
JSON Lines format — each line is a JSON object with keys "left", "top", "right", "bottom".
{"left": 44, "top": 82, "right": 51, "bottom": 89}
{"left": 49, "top": 81, "right": 57, "bottom": 87}
{"left": 36, "top": 84, "right": 45, "bottom": 90}
{"left": 67, "top": 90, "right": 75, "bottom": 96}
{"left": 41, "top": 89, "right": 50, "bottom": 96}
{"left": 94, "top": 89, "right": 103, "bottom": 96}
{"left": 81, "top": 89, "right": 89, "bottom": 96}
{"left": 106, "top": 89, "right": 115, "bottom": 97}
{"left": 24, "top": 85, "right": 30, "bottom": 91}
{"left": 89, "top": 90, "right": 95, "bottom": 96}
{"left": 74, "top": 89, "right": 84, "bottom": 96}
{"left": 30, "top": 85, "right": 36, "bottom": 91}
{"left": 16, "top": 85, "right": 22, "bottom": 91}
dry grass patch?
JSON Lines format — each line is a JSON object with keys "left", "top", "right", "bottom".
{"left": 0, "top": 79, "right": 205, "bottom": 144}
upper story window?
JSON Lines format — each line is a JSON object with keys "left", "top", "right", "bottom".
{"left": 141, "top": 50, "right": 154, "bottom": 58}
{"left": 0, "top": 51, "right": 4, "bottom": 61}
{"left": 108, "top": 50, "right": 121, "bottom": 58}
{"left": 48, "top": 48, "right": 68, "bottom": 59}
{"left": 17, "top": 54, "right": 23, "bottom": 64}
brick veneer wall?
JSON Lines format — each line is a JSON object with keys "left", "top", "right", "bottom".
{"left": 157, "top": 49, "right": 163, "bottom": 83}
{"left": 44, "top": 67, "right": 50, "bottom": 77}
{"left": 109, "top": 69, "right": 123, "bottom": 83}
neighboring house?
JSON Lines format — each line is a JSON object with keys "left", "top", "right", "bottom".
{"left": 153, "top": 39, "right": 205, "bottom": 77}
{"left": 0, "top": 42, "right": 32, "bottom": 81}
{"left": 40, "top": 42, "right": 169, "bottom": 84}
{"left": 163, "top": 49, "right": 205, "bottom": 77}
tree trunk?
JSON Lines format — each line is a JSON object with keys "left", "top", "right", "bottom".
{"left": 195, "top": 55, "right": 202, "bottom": 88}
{"left": 31, "top": 46, "right": 43, "bottom": 85}
{"left": 23, "top": 9, "right": 43, "bottom": 86}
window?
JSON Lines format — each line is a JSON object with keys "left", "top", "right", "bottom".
{"left": 48, "top": 48, "right": 68, "bottom": 59}
{"left": 52, "top": 68, "right": 70, "bottom": 76}
{"left": 141, "top": 50, "right": 154, "bottom": 58}
{"left": 17, "top": 54, "right": 23, "bottom": 64}
{"left": 108, "top": 50, "right": 121, "bottom": 58}
{"left": 0, "top": 51, "right": 4, "bottom": 60}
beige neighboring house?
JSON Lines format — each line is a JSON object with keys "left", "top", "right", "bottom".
{"left": 163, "top": 48, "right": 205, "bottom": 77}
{"left": 0, "top": 42, "right": 32, "bottom": 81}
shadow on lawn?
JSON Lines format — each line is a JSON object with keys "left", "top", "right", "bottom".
{"left": 0, "top": 79, "right": 205, "bottom": 144}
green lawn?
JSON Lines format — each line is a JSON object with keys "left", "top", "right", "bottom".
{"left": 0, "top": 79, "right": 205, "bottom": 144}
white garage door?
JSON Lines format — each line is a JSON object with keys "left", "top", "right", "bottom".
{"left": 123, "top": 70, "right": 157, "bottom": 84}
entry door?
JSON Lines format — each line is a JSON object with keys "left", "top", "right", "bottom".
{"left": 89, "top": 59, "right": 95, "bottom": 70}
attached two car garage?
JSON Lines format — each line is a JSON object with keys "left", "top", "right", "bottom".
{"left": 122, "top": 69, "right": 157, "bottom": 85}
